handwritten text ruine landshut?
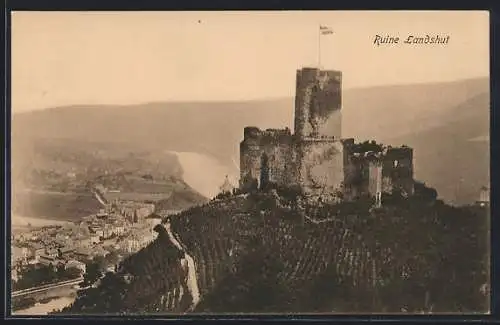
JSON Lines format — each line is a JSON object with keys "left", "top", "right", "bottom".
{"left": 373, "top": 34, "right": 450, "bottom": 46}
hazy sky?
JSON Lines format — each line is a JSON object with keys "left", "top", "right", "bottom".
{"left": 12, "top": 11, "right": 489, "bottom": 113}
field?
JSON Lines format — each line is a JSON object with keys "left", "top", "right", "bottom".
{"left": 98, "top": 174, "right": 201, "bottom": 203}
{"left": 11, "top": 190, "right": 102, "bottom": 222}
{"left": 104, "top": 192, "right": 172, "bottom": 203}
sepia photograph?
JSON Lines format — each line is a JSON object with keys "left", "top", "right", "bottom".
{"left": 9, "top": 10, "right": 490, "bottom": 316}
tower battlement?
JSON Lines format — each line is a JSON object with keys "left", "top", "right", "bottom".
{"left": 243, "top": 127, "right": 292, "bottom": 140}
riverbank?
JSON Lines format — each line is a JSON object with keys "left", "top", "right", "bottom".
{"left": 12, "top": 295, "right": 75, "bottom": 316}
{"left": 12, "top": 215, "right": 73, "bottom": 228}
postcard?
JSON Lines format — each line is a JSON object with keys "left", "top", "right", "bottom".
{"left": 10, "top": 10, "right": 490, "bottom": 316}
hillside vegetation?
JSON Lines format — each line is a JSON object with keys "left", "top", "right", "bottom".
{"left": 58, "top": 185, "right": 489, "bottom": 314}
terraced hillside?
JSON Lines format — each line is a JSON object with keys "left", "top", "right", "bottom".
{"left": 59, "top": 189, "right": 489, "bottom": 315}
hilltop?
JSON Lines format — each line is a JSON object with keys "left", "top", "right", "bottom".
{"left": 58, "top": 185, "right": 489, "bottom": 314}
{"left": 13, "top": 77, "right": 489, "bottom": 205}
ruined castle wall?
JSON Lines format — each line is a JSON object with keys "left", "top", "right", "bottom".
{"left": 340, "top": 140, "right": 361, "bottom": 200}
{"left": 239, "top": 128, "right": 263, "bottom": 189}
{"left": 294, "top": 68, "right": 342, "bottom": 139}
{"left": 382, "top": 147, "right": 414, "bottom": 195}
{"left": 352, "top": 159, "right": 370, "bottom": 198}
{"left": 260, "top": 136, "right": 294, "bottom": 186}
{"left": 382, "top": 176, "right": 393, "bottom": 193}
{"left": 297, "top": 139, "right": 345, "bottom": 199}
{"left": 239, "top": 145, "right": 262, "bottom": 188}
{"left": 368, "top": 161, "right": 383, "bottom": 197}
{"left": 239, "top": 127, "right": 294, "bottom": 190}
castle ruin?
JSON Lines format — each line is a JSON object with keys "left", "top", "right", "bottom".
{"left": 239, "top": 67, "right": 414, "bottom": 203}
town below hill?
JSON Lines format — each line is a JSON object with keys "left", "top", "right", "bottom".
{"left": 10, "top": 199, "right": 179, "bottom": 313}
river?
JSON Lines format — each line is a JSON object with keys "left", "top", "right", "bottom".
{"left": 13, "top": 296, "right": 75, "bottom": 316}
{"left": 11, "top": 214, "right": 72, "bottom": 228}
{"left": 168, "top": 150, "right": 238, "bottom": 199}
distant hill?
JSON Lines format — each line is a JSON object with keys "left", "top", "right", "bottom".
{"left": 12, "top": 77, "right": 489, "bottom": 205}
{"left": 385, "top": 92, "right": 489, "bottom": 205}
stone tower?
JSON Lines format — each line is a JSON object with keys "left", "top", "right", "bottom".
{"left": 294, "top": 67, "right": 342, "bottom": 139}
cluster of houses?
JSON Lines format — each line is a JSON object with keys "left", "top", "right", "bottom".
{"left": 124, "top": 223, "right": 159, "bottom": 253}
{"left": 82, "top": 214, "right": 127, "bottom": 243}
{"left": 11, "top": 197, "right": 166, "bottom": 284}
{"left": 106, "top": 200, "right": 155, "bottom": 224}
{"left": 11, "top": 242, "right": 87, "bottom": 282}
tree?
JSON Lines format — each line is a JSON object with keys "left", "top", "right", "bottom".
{"left": 250, "top": 178, "right": 259, "bottom": 193}
{"left": 410, "top": 182, "right": 439, "bottom": 207}
{"left": 83, "top": 261, "right": 103, "bottom": 287}
{"left": 65, "top": 267, "right": 83, "bottom": 280}
{"left": 56, "top": 263, "right": 66, "bottom": 278}
{"left": 104, "top": 251, "right": 120, "bottom": 267}
{"left": 142, "top": 174, "right": 154, "bottom": 181}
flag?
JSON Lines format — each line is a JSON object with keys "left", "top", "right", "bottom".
{"left": 320, "top": 25, "right": 333, "bottom": 35}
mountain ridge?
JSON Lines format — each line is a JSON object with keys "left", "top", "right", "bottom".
{"left": 13, "top": 76, "right": 488, "bottom": 116}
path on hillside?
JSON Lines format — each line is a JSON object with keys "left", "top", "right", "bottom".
{"left": 304, "top": 214, "right": 336, "bottom": 224}
{"left": 90, "top": 187, "right": 107, "bottom": 206}
{"left": 164, "top": 221, "right": 201, "bottom": 310}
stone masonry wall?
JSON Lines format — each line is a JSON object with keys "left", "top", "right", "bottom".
{"left": 296, "top": 139, "right": 345, "bottom": 199}
{"left": 260, "top": 138, "right": 294, "bottom": 185}
{"left": 368, "top": 161, "right": 383, "bottom": 197}
{"left": 239, "top": 127, "right": 294, "bottom": 190}
{"left": 294, "top": 68, "right": 342, "bottom": 139}
{"left": 382, "top": 147, "right": 414, "bottom": 195}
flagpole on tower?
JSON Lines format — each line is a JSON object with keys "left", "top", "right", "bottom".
{"left": 318, "top": 25, "right": 321, "bottom": 69}
{"left": 318, "top": 25, "right": 333, "bottom": 70}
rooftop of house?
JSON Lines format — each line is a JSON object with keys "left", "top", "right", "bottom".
{"left": 29, "top": 242, "right": 45, "bottom": 250}
{"left": 39, "top": 255, "right": 62, "bottom": 262}
{"left": 145, "top": 214, "right": 162, "bottom": 219}
{"left": 94, "top": 248, "right": 110, "bottom": 256}
{"left": 61, "top": 246, "right": 75, "bottom": 253}
{"left": 75, "top": 248, "right": 93, "bottom": 256}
